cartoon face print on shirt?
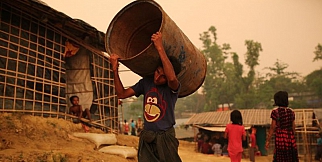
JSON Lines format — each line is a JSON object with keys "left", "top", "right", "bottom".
{"left": 144, "top": 87, "right": 167, "bottom": 122}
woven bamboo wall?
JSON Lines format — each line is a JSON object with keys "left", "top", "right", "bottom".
{"left": 0, "top": 1, "right": 118, "bottom": 133}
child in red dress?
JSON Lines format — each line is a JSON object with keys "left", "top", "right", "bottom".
{"left": 225, "top": 110, "right": 246, "bottom": 162}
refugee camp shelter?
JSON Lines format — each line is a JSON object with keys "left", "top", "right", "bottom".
{"left": 186, "top": 109, "right": 321, "bottom": 160}
{"left": 0, "top": 0, "right": 118, "bottom": 132}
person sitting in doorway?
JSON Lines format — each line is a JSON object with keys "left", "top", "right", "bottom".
{"left": 69, "top": 95, "right": 92, "bottom": 122}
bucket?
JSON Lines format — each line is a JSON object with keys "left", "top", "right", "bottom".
{"left": 105, "top": 0, "right": 206, "bottom": 98}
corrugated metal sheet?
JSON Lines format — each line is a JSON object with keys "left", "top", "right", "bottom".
{"left": 186, "top": 109, "right": 316, "bottom": 127}
{"left": 195, "top": 125, "right": 251, "bottom": 132}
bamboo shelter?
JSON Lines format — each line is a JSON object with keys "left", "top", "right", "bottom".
{"left": 293, "top": 109, "right": 320, "bottom": 162}
{"left": 0, "top": 0, "right": 119, "bottom": 133}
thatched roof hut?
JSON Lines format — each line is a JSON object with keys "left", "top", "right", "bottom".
{"left": 0, "top": 0, "right": 118, "bottom": 132}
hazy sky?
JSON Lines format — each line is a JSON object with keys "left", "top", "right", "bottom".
{"left": 42, "top": 0, "right": 322, "bottom": 87}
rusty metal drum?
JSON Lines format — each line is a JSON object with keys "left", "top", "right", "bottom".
{"left": 105, "top": 0, "right": 206, "bottom": 97}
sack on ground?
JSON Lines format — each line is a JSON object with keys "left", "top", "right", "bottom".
{"left": 99, "top": 145, "right": 137, "bottom": 158}
{"left": 72, "top": 133, "right": 117, "bottom": 149}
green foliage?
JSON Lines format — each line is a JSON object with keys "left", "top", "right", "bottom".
{"left": 306, "top": 69, "right": 322, "bottom": 99}
{"left": 197, "top": 26, "right": 321, "bottom": 111}
{"left": 234, "top": 90, "right": 259, "bottom": 109}
{"left": 176, "top": 92, "right": 206, "bottom": 118}
{"left": 245, "top": 40, "right": 262, "bottom": 70}
{"left": 291, "top": 98, "right": 309, "bottom": 108}
{"left": 199, "top": 26, "right": 264, "bottom": 110}
{"left": 123, "top": 27, "right": 322, "bottom": 118}
{"left": 313, "top": 43, "right": 322, "bottom": 62}
{"left": 254, "top": 59, "right": 311, "bottom": 108}
{"left": 261, "top": 59, "right": 304, "bottom": 100}
{"left": 200, "top": 26, "right": 225, "bottom": 111}
{"left": 264, "top": 59, "right": 299, "bottom": 79}
{"left": 122, "top": 96, "right": 144, "bottom": 120}
{"left": 255, "top": 83, "right": 275, "bottom": 108}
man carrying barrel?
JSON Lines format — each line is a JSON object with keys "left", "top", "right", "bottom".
{"left": 109, "top": 31, "right": 182, "bottom": 162}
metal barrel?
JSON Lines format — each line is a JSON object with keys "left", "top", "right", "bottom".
{"left": 105, "top": 0, "right": 206, "bottom": 98}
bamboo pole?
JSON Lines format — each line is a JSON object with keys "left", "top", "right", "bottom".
{"left": 92, "top": 55, "right": 103, "bottom": 127}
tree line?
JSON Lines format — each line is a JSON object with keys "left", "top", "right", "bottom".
{"left": 122, "top": 26, "right": 322, "bottom": 119}
{"left": 174, "top": 26, "right": 322, "bottom": 118}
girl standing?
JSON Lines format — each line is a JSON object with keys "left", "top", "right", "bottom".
{"left": 225, "top": 110, "right": 246, "bottom": 162}
{"left": 265, "top": 91, "right": 299, "bottom": 162}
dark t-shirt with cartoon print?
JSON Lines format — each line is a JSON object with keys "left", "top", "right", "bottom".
{"left": 131, "top": 77, "right": 179, "bottom": 132}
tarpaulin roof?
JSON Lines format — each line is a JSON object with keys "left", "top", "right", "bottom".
{"left": 3, "top": 0, "right": 106, "bottom": 53}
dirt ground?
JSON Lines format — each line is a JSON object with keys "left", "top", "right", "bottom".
{"left": 0, "top": 113, "right": 292, "bottom": 162}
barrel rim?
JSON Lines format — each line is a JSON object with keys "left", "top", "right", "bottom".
{"left": 105, "top": 0, "right": 164, "bottom": 61}
{"left": 105, "top": 0, "right": 207, "bottom": 98}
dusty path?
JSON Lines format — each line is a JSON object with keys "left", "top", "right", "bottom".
{"left": 0, "top": 113, "right": 304, "bottom": 162}
{"left": 178, "top": 141, "right": 274, "bottom": 162}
